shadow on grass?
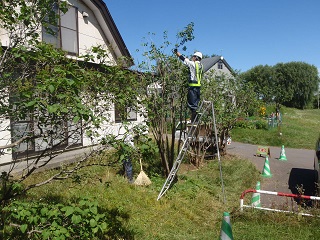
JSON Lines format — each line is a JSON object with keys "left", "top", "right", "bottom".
{"left": 104, "top": 208, "right": 135, "bottom": 239}
{"left": 288, "top": 168, "right": 318, "bottom": 207}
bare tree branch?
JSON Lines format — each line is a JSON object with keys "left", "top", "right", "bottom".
{"left": 0, "top": 136, "right": 30, "bottom": 150}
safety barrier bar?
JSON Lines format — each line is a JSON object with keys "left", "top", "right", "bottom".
{"left": 240, "top": 189, "right": 320, "bottom": 217}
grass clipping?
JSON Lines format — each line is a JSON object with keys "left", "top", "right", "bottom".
{"left": 134, "top": 158, "right": 151, "bottom": 186}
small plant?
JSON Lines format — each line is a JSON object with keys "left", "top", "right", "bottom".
{"left": 255, "top": 120, "right": 268, "bottom": 130}
{"left": 258, "top": 106, "right": 266, "bottom": 117}
{"left": 0, "top": 172, "right": 24, "bottom": 204}
{"left": 235, "top": 120, "right": 256, "bottom": 129}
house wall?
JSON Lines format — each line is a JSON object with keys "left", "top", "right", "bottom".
{"left": 0, "top": 1, "right": 117, "bottom": 66}
{"left": 0, "top": 1, "right": 145, "bottom": 165}
{"left": 206, "top": 61, "right": 233, "bottom": 79}
{"left": 82, "top": 104, "right": 146, "bottom": 147}
{"left": 0, "top": 29, "right": 9, "bottom": 46}
{"left": 0, "top": 118, "right": 13, "bottom": 164}
{"left": 68, "top": 0, "right": 116, "bottom": 65}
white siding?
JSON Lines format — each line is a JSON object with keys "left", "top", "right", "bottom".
{"left": 0, "top": 0, "right": 143, "bottom": 164}
{"left": 69, "top": 0, "right": 115, "bottom": 64}
{"left": 0, "top": 118, "right": 13, "bottom": 164}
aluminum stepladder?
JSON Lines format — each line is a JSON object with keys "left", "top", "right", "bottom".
{"left": 157, "top": 100, "right": 226, "bottom": 202}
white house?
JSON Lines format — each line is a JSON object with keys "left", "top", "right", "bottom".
{"left": 201, "top": 56, "right": 234, "bottom": 77}
{"left": 0, "top": 0, "right": 144, "bottom": 165}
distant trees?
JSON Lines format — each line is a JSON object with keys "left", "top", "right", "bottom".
{"left": 240, "top": 62, "right": 320, "bottom": 109}
{"left": 239, "top": 65, "right": 274, "bottom": 102}
{"left": 274, "top": 62, "right": 319, "bottom": 109}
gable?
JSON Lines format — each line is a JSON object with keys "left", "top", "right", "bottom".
{"left": 201, "top": 56, "right": 234, "bottom": 77}
{"left": 0, "top": 0, "right": 133, "bottom": 67}
{"left": 69, "top": 0, "right": 133, "bottom": 66}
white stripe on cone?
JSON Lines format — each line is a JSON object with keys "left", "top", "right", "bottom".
{"left": 219, "top": 212, "right": 234, "bottom": 240}
{"left": 251, "top": 181, "right": 261, "bottom": 207}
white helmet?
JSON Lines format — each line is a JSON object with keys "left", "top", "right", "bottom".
{"left": 193, "top": 51, "right": 203, "bottom": 60}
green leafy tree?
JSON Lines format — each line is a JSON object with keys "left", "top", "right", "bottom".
{"left": 137, "top": 26, "right": 192, "bottom": 176}
{"left": 0, "top": 1, "right": 147, "bottom": 237}
{"left": 274, "top": 62, "right": 319, "bottom": 109}
{"left": 240, "top": 65, "right": 275, "bottom": 103}
{"left": 0, "top": 0, "right": 145, "bottom": 204}
{"left": 241, "top": 62, "right": 320, "bottom": 109}
{"left": 202, "top": 71, "right": 260, "bottom": 154}
{"left": 138, "top": 22, "right": 260, "bottom": 174}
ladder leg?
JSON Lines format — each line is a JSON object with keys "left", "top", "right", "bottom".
{"left": 210, "top": 102, "right": 226, "bottom": 203}
{"left": 157, "top": 101, "right": 209, "bottom": 200}
{"left": 157, "top": 100, "right": 226, "bottom": 202}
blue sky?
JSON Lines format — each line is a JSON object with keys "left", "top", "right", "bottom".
{"left": 106, "top": 0, "right": 320, "bottom": 73}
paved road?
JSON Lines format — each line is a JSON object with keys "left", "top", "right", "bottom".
{"left": 227, "top": 142, "right": 317, "bottom": 208}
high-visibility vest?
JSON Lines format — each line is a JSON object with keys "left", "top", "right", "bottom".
{"left": 189, "top": 62, "right": 203, "bottom": 87}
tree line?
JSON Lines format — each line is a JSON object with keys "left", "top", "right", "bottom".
{"left": 240, "top": 62, "right": 319, "bottom": 109}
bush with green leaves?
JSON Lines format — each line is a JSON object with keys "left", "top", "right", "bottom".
{"left": 254, "top": 119, "right": 268, "bottom": 130}
{"left": 1, "top": 198, "right": 109, "bottom": 239}
{"left": 234, "top": 119, "right": 268, "bottom": 130}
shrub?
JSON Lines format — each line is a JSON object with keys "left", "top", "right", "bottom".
{"left": 235, "top": 120, "right": 256, "bottom": 129}
{"left": 255, "top": 120, "right": 268, "bottom": 130}
{"left": 1, "top": 198, "right": 109, "bottom": 239}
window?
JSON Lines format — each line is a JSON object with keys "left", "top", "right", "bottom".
{"left": 11, "top": 117, "right": 83, "bottom": 159}
{"left": 42, "top": 5, "right": 79, "bottom": 55}
{"left": 115, "top": 104, "right": 137, "bottom": 123}
{"left": 218, "top": 60, "right": 223, "bottom": 69}
{"left": 9, "top": 95, "right": 83, "bottom": 159}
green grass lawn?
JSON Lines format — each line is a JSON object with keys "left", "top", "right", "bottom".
{"left": 21, "top": 154, "right": 320, "bottom": 239}
{"left": 231, "top": 107, "right": 320, "bottom": 149}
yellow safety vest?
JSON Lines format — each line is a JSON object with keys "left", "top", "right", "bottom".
{"left": 189, "top": 62, "right": 203, "bottom": 87}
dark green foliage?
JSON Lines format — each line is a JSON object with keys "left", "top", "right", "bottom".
{"left": 254, "top": 120, "right": 268, "bottom": 130}
{"left": 240, "top": 64, "right": 275, "bottom": 102}
{"left": 241, "top": 62, "right": 320, "bottom": 109}
{"left": 274, "top": 62, "right": 319, "bottom": 109}
{"left": 1, "top": 197, "right": 134, "bottom": 239}
{"left": 0, "top": 172, "right": 24, "bottom": 204}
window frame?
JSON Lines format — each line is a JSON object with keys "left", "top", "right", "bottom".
{"left": 114, "top": 104, "right": 138, "bottom": 123}
{"left": 42, "top": 5, "right": 79, "bottom": 56}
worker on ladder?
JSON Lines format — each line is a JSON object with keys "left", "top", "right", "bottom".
{"left": 174, "top": 49, "right": 203, "bottom": 123}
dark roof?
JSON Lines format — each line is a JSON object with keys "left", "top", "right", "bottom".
{"left": 91, "top": 0, "right": 133, "bottom": 66}
{"left": 201, "top": 56, "right": 233, "bottom": 73}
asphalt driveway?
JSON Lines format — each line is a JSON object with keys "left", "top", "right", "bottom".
{"left": 227, "top": 142, "right": 317, "bottom": 208}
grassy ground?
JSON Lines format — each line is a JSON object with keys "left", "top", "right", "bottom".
{"left": 22, "top": 155, "right": 263, "bottom": 239}
{"left": 231, "top": 107, "right": 320, "bottom": 149}
{"left": 8, "top": 107, "right": 320, "bottom": 239}
{"left": 23, "top": 155, "right": 320, "bottom": 239}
